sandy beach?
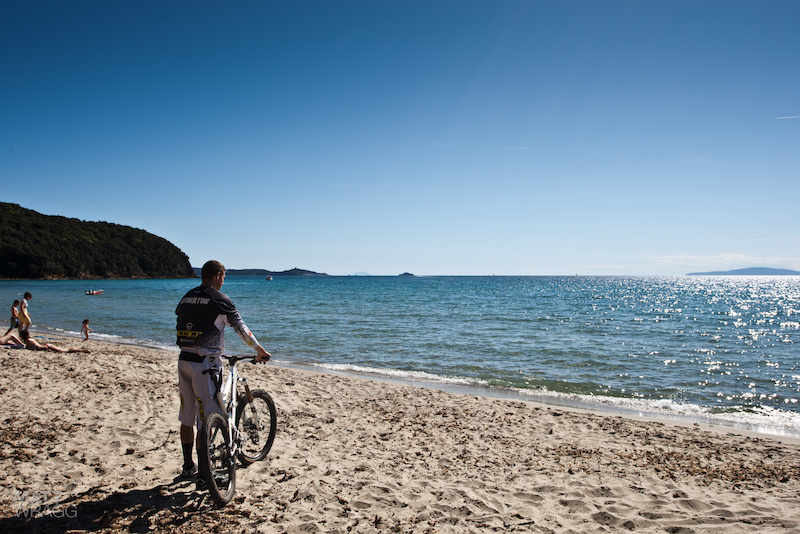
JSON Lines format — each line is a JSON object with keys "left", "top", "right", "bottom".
{"left": 1, "top": 338, "right": 799, "bottom": 533}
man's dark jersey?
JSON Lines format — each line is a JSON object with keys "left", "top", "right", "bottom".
{"left": 175, "top": 285, "right": 259, "bottom": 358}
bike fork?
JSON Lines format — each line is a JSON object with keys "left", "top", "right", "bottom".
{"left": 240, "top": 378, "right": 260, "bottom": 426}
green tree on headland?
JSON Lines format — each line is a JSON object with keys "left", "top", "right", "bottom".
{"left": 0, "top": 203, "right": 194, "bottom": 279}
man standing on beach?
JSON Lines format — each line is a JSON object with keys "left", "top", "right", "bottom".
{"left": 175, "top": 260, "right": 271, "bottom": 479}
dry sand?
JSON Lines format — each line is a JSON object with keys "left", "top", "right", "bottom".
{"left": 1, "top": 338, "right": 799, "bottom": 533}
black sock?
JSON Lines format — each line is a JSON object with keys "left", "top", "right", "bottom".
{"left": 182, "top": 443, "right": 193, "bottom": 469}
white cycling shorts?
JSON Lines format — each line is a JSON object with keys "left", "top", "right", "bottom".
{"left": 178, "top": 358, "right": 224, "bottom": 428}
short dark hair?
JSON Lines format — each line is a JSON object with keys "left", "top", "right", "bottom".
{"left": 24, "top": 292, "right": 32, "bottom": 299}
{"left": 201, "top": 260, "right": 225, "bottom": 281}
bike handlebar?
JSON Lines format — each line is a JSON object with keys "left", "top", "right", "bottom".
{"left": 220, "top": 354, "right": 259, "bottom": 364}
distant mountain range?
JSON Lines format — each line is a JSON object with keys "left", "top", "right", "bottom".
{"left": 192, "top": 267, "right": 329, "bottom": 277}
{"left": 687, "top": 267, "right": 800, "bottom": 276}
{"left": 192, "top": 268, "right": 419, "bottom": 277}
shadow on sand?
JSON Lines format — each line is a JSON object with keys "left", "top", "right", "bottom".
{"left": 0, "top": 476, "right": 253, "bottom": 533}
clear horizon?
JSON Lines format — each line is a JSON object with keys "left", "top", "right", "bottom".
{"left": 2, "top": 1, "right": 798, "bottom": 276}
{"left": 199, "top": 265, "right": 800, "bottom": 277}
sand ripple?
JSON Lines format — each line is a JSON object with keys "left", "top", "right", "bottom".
{"left": 1, "top": 340, "right": 799, "bottom": 533}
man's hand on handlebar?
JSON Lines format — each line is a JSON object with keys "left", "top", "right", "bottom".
{"left": 256, "top": 345, "right": 271, "bottom": 363}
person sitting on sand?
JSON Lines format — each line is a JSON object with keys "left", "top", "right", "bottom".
{"left": 19, "top": 330, "right": 90, "bottom": 353}
{"left": 0, "top": 331, "right": 24, "bottom": 347}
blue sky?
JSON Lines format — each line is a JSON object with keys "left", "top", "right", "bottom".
{"left": 2, "top": 1, "right": 798, "bottom": 275}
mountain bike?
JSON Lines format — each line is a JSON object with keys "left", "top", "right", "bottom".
{"left": 198, "top": 354, "right": 277, "bottom": 507}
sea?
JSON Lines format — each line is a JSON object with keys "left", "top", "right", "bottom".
{"left": 3, "top": 275, "right": 799, "bottom": 438}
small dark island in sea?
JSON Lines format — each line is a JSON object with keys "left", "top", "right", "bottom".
{"left": 263, "top": 267, "right": 329, "bottom": 276}
{"left": 687, "top": 267, "right": 800, "bottom": 276}
{"left": 399, "top": 272, "right": 416, "bottom": 277}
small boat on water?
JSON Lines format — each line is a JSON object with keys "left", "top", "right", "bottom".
{"left": 85, "top": 289, "right": 104, "bottom": 295}
{"left": 265, "top": 276, "right": 273, "bottom": 281}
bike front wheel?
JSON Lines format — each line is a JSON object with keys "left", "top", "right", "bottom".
{"left": 198, "top": 412, "right": 236, "bottom": 507}
{"left": 236, "top": 389, "right": 277, "bottom": 465}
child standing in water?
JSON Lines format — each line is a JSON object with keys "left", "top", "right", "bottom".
{"left": 81, "top": 319, "right": 93, "bottom": 341}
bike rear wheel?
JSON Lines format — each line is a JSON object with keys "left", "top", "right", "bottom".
{"left": 236, "top": 389, "right": 277, "bottom": 465}
{"left": 198, "top": 412, "right": 236, "bottom": 507}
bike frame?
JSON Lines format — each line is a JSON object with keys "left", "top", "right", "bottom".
{"left": 211, "top": 355, "right": 258, "bottom": 457}
{"left": 198, "top": 352, "right": 276, "bottom": 507}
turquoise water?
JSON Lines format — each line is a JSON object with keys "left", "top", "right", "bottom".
{"left": 3, "top": 275, "right": 799, "bottom": 436}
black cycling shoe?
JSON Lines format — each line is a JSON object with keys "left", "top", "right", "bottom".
{"left": 179, "top": 464, "right": 197, "bottom": 479}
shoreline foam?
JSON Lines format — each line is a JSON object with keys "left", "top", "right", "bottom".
{"left": 25, "top": 325, "right": 800, "bottom": 440}
{"left": 284, "top": 358, "right": 800, "bottom": 440}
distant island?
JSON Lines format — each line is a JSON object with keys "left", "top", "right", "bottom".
{"left": 687, "top": 267, "right": 800, "bottom": 276}
{"left": 0, "top": 202, "right": 194, "bottom": 279}
{"left": 193, "top": 267, "right": 329, "bottom": 277}
{"left": 191, "top": 268, "right": 417, "bottom": 277}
